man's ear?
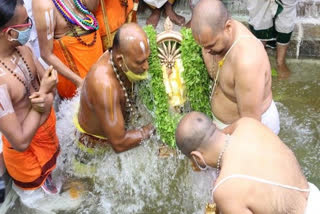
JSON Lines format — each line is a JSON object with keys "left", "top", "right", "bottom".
{"left": 4, "top": 29, "right": 17, "bottom": 41}
{"left": 190, "top": 151, "right": 202, "bottom": 161}
{"left": 224, "top": 19, "right": 232, "bottom": 34}
{"left": 190, "top": 151, "right": 202, "bottom": 171}
{"left": 115, "top": 53, "right": 123, "bottom": 65}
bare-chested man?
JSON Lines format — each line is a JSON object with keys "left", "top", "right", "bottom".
{"left": 76, "top": 23, "right": 154, "bottom": 153}
{"left": 191, "top": 0, "right": 280, "bottom": 134}
{"left": 33, "top": 0, "right": 103, "bottom": 99}
{"left": 176, "top": 112, "right": 320, "bottom": 214}
{"left": 0, "top": 0, "right": 59, "bottom": 197}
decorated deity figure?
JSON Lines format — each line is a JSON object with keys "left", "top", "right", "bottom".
{"left": 158, "top": 18, "right": 187, "bottom": 110}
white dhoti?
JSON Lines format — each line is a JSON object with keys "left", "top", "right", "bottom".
{"left": 261, "top": 100, "right": 280, "bottom": 135}
{"left": 305, "top": 182, "right": 320, "bottom": 214}
{"left": 212, "top": 100, "right": 280, "bottom": 135}
{"left": 247, "top": 0, "right": 297, "bottom": 44}
{"left": 212, "top": 113, "right": 229, "bottom": 130}
{"left": 143, "top": 0, "right": 168, "bottom": 8}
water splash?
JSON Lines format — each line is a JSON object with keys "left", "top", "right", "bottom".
{"left": 53, "top": 93, "right": 213, "bottom": 213}
{"left": 295, "top": 22, "right": 304, "bottom": 59}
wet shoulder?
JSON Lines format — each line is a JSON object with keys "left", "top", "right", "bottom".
{"left": 234, "top": 39, "right": 269, "bottom": 76}
{"left": 86, "top": 57, "right": 116, "bottom": 94}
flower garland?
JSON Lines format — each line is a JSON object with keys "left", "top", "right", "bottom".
{"left": 139, "top": 26, "right": 211, "bottom": 147}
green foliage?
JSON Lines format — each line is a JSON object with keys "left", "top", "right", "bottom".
{"left": 138, "top": 26, "right": 212, "bottom": 147}
{"left": 180, "top": 28, "right": 212, "bottom": 117}
{"left": 142, "top": 26, "right": 180, "bottom": 147}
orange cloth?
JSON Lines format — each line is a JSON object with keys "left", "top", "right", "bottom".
{"left": 53, "top": 31, "right": 103, "bottom": 99}
{"left": 2, "top": 108, "right": 60, "bottom": 190}
{"left": 95, "top": 0, "right": 134, "bottom": 50}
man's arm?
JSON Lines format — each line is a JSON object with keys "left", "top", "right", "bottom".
{"left": 32, "top": 1, "right": 83, "bottom": 87}
{"left": 0, "top": 84, "right": 42, "bottom": 152}
{"left": 92, "top": 76, "right": 153, "bottom": 153}
{"left": 214, "top": 184, "right": 253, "bottom": 214}
{"left": 30, "top": 67, "right": 58, "bottom": 113}
{"left": 234, "top": 54, "right": 265, "bottom": 121}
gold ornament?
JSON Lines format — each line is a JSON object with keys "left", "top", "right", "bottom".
{"left": 205, "top": 203, "right": 217, "bottom": 214}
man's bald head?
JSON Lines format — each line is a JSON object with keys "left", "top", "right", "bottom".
{"left": 113, "top": 23, "right": 149, "bottom": 56}
{"left": 191, "top": 0, "right": 230, "bottom": 37}
{"left": 112, "top": 23, "right": 150, "bottom": 74}
{"left": 175, "top": 112, "right": 217, "bottom": 157}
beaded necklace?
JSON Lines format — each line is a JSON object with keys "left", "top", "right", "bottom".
{"left": 52, "top": 0, "right": 99, "bottom": 31}
{"left": 109, "top": 50, "right": 134, "bottom": 115}
{"left": 216, "top": 134, "right": 231, "bottom": 176}
{"left": 16, "top": 50, "right": 39, "bottom": 92}
{"left": 0, "top": 50, "right": 39, "bottom": 96}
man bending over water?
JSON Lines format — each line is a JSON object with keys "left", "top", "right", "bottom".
{"left": 176, "top": 112, "right": 320, "bottom": 214}
{"left": 0, "top": 0, "right": 59, "bottom": 197}
{"left": 191, "top": 0, "right": 280, "bottom": 134}
{"left": 76, "top": 23, "right": 154, "bottom": 153}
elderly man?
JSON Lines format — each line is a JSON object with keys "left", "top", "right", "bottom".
{"left": 247, "top": 0, "right": 296, "bottom": 78}
{"left": 191, "top": 0, "right": 280, "bottom": 134}
{"left": 176, "top": 112, "right": 320, "bottom": 214}
{"left": 0, "top": 0, "right": 59, "bottom": 196}
{"left": 76, "top": 23, "right": 154, "bottom": 154}
{"left": 33, "top": 0, "right": 103, "bottom": 99}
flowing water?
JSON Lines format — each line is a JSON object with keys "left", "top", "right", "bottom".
{"left": 271, "top": 57, "right": 320, "bottom": 186}
{"left": 1, "top": 57, "right": 319, "bottom": 214}
{"left": 1, "top": 1, "right": 320, "bottom": 212}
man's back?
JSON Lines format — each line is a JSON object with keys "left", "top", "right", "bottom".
{"left": 214, "top": 118, "right": 308, "bottom": 214}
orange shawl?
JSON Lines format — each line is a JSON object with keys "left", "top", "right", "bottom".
{"left": 53, "top": 31, "right": 103, "bottom": 99}
{"left": 2, "top": 108, "right": 60, "bottom": 190}
{"left": 95, "top": 0, "right": 134, "bottom": 50}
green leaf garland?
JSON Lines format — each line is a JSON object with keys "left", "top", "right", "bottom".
{"left": 180, "top": 28, "right": 212, "bottom": 116}
{"left": 138, "top": 26, "right": 212, "bottom": 147}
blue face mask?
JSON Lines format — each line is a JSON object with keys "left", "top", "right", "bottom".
{"left": 10, "top": 27, "right": 32, "bottom": 45}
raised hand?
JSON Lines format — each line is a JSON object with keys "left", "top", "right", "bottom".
{"left": 39, "top": 66, "right": 58, "bottom": 94}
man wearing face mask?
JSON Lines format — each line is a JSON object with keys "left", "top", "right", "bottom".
{"left": 0, "top": 0, "right": 60, "bottom": 199}
{"left": 191, "top": 0, "right": 280, "bottom": 135}
{"left": 76, "top": 23, "right": 154, "bottom": 154}
{"left": 176, "top": 112, "right": 320, "bottom": 214}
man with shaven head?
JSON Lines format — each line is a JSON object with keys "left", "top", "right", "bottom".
{"left": 0, "top": 0, "right": 59, "bottom": 198}
{"left": 76, "top": 23, "right": 154, "bottom": 154}
{"left": 176, "top": 112, "right": 320, "bottom": 214}
{"left": 191, "top": 0, "right": 280, "bottom": 135}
